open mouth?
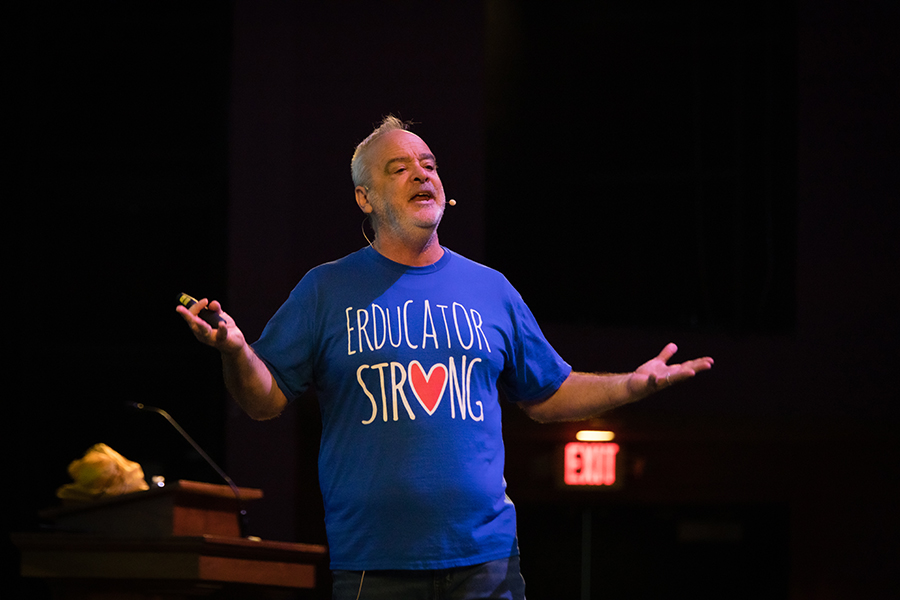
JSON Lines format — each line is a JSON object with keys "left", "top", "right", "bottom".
{"left": 411, "top": 191, "right": 435, "bottom": 202}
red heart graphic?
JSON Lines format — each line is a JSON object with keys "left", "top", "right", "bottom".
{"left": 408, "top": 361, "right": 448, "bottom": 416}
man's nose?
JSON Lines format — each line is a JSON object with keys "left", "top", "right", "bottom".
{"left": 410, "top": 163, "right": 430, "bottom": 181}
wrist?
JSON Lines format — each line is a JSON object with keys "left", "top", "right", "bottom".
{"left": 219, "top": 337, "right": 249, "bottom": 361}
{"left": 624, "top": 372, "right": 651, "bottom": 401}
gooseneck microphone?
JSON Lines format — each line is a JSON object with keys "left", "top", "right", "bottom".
{"left": 126, "top": 402, "right": 249, "bottom": 538}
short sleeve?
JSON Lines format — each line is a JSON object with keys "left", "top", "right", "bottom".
{"left": 497, "top": 288, "right": 571, "bottom": 402}
{"left": 251, "top": 277, "right": 319, "bottom": 401}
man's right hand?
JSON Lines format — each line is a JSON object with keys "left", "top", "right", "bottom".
{"left": 176, "top": 298, "right": 246, "bottom": 356}
{"left": 176, "top": 298, "right": 287, "bottom": 420}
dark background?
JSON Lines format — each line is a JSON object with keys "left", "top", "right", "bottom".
{"left": 8, "top": 1, "right": 898, "bottom": 598}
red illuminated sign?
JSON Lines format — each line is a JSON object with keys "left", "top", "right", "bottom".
{"left": 564, "top": 442, "right": 619, "bottom": 486}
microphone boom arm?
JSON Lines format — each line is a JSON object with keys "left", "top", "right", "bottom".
{"left": 127, "top": 402, "right": 249, "bottom": 538}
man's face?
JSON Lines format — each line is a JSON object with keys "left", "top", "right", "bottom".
{"left": 363, "top": 129, "right": 447, "bottom": 239}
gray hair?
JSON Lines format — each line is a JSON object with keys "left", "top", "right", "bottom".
{"left": 351, "top": 115, "right": 411, "bottom": 188}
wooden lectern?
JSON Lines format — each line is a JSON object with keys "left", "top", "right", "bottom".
{"left": 13, "top": 481, "right": 328, "bottom": 599}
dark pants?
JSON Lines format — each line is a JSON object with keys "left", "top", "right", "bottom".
{"left": 331, "top": 555, "right": 527, "bottom": 600}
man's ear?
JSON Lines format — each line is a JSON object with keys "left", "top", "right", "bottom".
{"left": 355, "top": 186, "right": 374, "bottom": 214}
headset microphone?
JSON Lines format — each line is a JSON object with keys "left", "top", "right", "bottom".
{"left": 448, "top": 199, "right": 457, "bottom": 206}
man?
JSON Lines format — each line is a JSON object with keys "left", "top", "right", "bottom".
{"left": 177, "top": 116, "right": 714, "bottom": 599}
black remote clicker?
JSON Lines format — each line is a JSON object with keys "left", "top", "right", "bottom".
{"left": 177, "top": 293, "right": 225, "bottom": 328}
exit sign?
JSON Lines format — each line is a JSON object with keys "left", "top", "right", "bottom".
{"left": 564, "top": 442, "right": 620, "bottom": 486}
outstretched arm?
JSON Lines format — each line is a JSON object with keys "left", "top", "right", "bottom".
{"left": 176, "top": 298, "right": 288, "bottom": 420}
{"left": 520, "top": 343, "right": 713, "bottom": 423}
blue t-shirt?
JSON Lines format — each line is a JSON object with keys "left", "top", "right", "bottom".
{"left": 252, "top": 246, "right": 571, "bottom": 570}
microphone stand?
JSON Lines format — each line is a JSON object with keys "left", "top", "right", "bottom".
{"left": 126, "top": 402, "right": 249, "bottom": 538}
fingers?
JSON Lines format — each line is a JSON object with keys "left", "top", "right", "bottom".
{"left": 175, "top": 304, "right": 193, "bottom": 322}
{"left": 656, "top": 342, "right": 678, "bottom": 364}
{"left": 666, "top": 368, "right": 695, "bottom": 386}
{"left": 634, "top": 343, "right": 714, "bottom": 395}
{"left": 687, "top": 356, "right": 715, "bottom": 372}
{"left": 651, "top": 370, "right": 681, "bottom": 389}
{"left": 657, "top": 343, "right": 714, "bottom": 373}
{"left": 674, "top": 356, "right": 714, "bottom": 374}
{"left": 215, "top": 322, "right": 230, "bottom": 344}
{"left": 648, "top": 372, "right": 667, "bottom": 389}
{"left": 663, "top": 357, "right": 714, "bottom": 387}
{"left": 176, "top": 305, "right": 206, "bottom": 333}
{"left": 177, "top": 308, "right": 211, "bottom": 337}
{"left": 176, "top": 298, "right": 221, "bottom": 342}
{"left": 645, "top": 369, "right": 681, "bottom": 389}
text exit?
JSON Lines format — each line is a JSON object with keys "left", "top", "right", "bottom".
{"left": 564, "top": 442, "right": 620, "bottom": 486}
